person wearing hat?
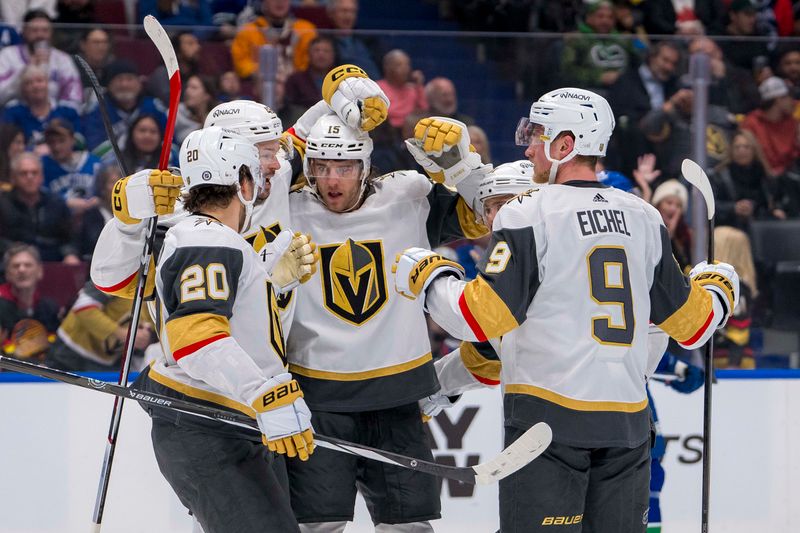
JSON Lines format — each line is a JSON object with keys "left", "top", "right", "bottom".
{"left": 741, "top": 76, "right": 800, "bottom": 175}
{"left": 82, "top": 59, "right": 167, "bottom": 152}
{"left": 41, "top": 118, "right": 102, "bottom": 215}
{"left": 651, "top": 179, "right": 692, "bottom": 271}
{"left": 720, "top": 0, "right": 770, "bottom": 71}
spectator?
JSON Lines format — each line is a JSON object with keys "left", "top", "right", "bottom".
{"left": 741, "top": 76, "right": 800, "bottom": 176}
{"left": 0, "top": 10, "right": 82, "bottom": 108}
{"left": 231, "top": 0, "right": 317, "bottom": 79}
{"left": 76, "top": 28, "right": 113, "bottom": 106}
{"left": 0, "top": 22, "right": 21, "bottom": 48}
{"left": 467, "top": 124, "right": 491, "bottom": 164}
{"left": 0, "top": 124, "right": 26, "bottom": 188}
{"left": 640, "top": 0, "right": 726, "bottom": 35}
{"left": 83, "top": 59, "right": 166, "bottom": 153}
{"left": 139, "top": 0, "right": 213, "bottom": 38}
{"left": 217, "top": 70, "right": 250, "bottom": 102}
{"left": 709, "top": 130, "right": 783, "bottom": 230}
{"left": 283, "top": 36, "right": 336, "bottom": 121}
{"left": 775, "top": 46, "right": 800, "bottom": 98}
{"left": 377, "top": 49, "right": 427, "bottom": 128}
{"left": 53, "top": 0, "right": 96, "bottom": 52}
{"left": 688, "top": 36, "right": 760, "bottom": 115}
{"left": 0, "top": 244, "right": 61, "bottom": 350}
{"left": 425, "top": 77, "right": 475, "bottom": 125}
{"left": 652, "top": 179, "right": 692, "bottom": 271}
{"left": 0, "top": 153, "right": 79, "bottom": 263}
{"left": 2, "top": 64, "right": 81, "bottom": 149}
{"left": 41, "top": 118, "right": 101, "bottom": 214}
{"left": 720, "top": 0, "right": 771, "bottom": 72}
{"left": 561, "top": 0, "right": 634, "bottom": 93}
{"left": 72, "top": 164, "right": 119, "bottom": 261}
{"left": 146, "top": 31, "right": 201, "bottom": 107}
{"left": 46, "top": 281, "right": 154, "bottom": 372}
{"left": 106, "top": 113, "right": 176, "bottom": 173}
{"left": 327, "top": 0, "right": 381, "bottom": 79}
{"left": 608, "top": 41, "right": 681, "bottom": 174}
{"left": 174, "top": 74, "right": 219, "bottom": 144}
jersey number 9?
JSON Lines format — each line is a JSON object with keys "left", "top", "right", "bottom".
{"left": 587, "top": 246, "right": 634, "bottom": 346}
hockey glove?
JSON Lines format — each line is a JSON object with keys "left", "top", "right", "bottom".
{"left": 322, "top": 64, "right": 389, "bottom": 131}
{"left": 251, "top": 373, "right": 315, "bottom": 461}
{"left": 669, "top": 360, "right": 705, "bottom": 394}
{"left": 689, "top": 261, "right": 739, "bottom": 328}
{"left": 261, "top": 230, "right": 319, "bottom": 295}
{"left": 419, "top": 391, "right": 459, "bottom": 421}
{"left": 393, "top": 247, "right": 465, "bottom": 301}
{"left": 112, "top": 169, "right": 182, "bottom": 225}
{"left": 405, "top": 117, "right": 489, "bottom": 187}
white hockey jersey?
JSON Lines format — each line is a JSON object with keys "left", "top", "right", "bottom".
{"left": 287, "top": 170, "right": 487, "bottom": 411}
{"left": 143, "top": 214, "right": 287, "bottom": 418}
{"left": 427, "top": 181, "right": 724, "bottom": 447}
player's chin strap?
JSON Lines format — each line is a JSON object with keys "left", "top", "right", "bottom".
{"left": 237, "top": 185, "right": 257, "bottom": 233}
{"left": 544, "top": 142, "right": 578, "bottom": 184}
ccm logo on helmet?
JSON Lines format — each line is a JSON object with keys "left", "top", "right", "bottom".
{"left": 320, "top": 143, "right": 345, "bottom": 148}
{"left": 212, "top": 108, "right": 240, "bottom": 117}
{"left": 558, "top": 92, "right": 591, "bottom": 100}
{"left": 331, "top": 65, "right": 367, "bottom": 81}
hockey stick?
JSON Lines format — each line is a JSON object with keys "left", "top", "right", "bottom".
{"left": 681, "top": 158, "right": 716, "bottom": 533}
{"left": 0, "top": 355, "right": 552, "bottom": 486}
{"left": 89, "top": 16, "right": 181, "bottom": 533}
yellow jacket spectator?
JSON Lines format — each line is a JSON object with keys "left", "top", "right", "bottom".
{"left": 231, "top": 0, "right": 317, "bottom": 78}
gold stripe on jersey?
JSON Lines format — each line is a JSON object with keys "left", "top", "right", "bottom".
{"left": 147, "top": 363, "right": 256, "bottom": 417}
{"left": 289, "top": 352, "right": 432, "bottom": 381}
{"left": 461, "top": 276, "right": 519, "bottom": 340}
{"left": 506, "top": 384, "right": 648, "bottom": 413}
{"left": 165, "top": 312, "right": 231, "bottom": 358}
{"left": 656, "top": 280, "right": 713, "bottom": 344}
{"left": 456, "top": 197, "right": 489, "bottom": 239}
{"left": 460, "top": 341, "right": 501, "bottom": 383}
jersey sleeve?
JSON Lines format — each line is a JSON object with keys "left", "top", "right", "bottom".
{"left": 426, "top": 199, "right": 540, "bottom": 342}
{"left": 157, "top": 234, "right": 278, "bottom": 404}
{"left": 648, "top": 224, "right": 724, "bottom": 349}
{"left": 425, "top": 182, "right": 489, "bottom": 247}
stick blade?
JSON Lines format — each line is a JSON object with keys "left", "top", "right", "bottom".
{"left": 472, "top": 422, "right": 552, "bottom": 485}
{"left": 143, "top": 16, "right": 178, "bottom": 78}
{"left": 681, "top": 158, "right": 715, "bottom": 220}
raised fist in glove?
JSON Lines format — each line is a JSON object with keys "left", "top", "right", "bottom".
{"left": 322, "top": 64, "right": 389, "bottom": 132}
{"left": 112, "top": 169, "right": 182, "bottom": 225}
{"left": 689, "top": 261, "right": 739, "bottom": 328}
{"left": 393, "top": 247, "right": 465, "bottom": 301}
{"left": 405, "top": 117, "right": 488, "bottom": 187}
{"left": 250, "top": 373, "right": 315, "bottom": 461}
{"left": 261, "top": 230, "right": 319, "bottom": 295}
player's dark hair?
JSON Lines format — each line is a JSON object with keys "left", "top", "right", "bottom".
{"left": 183, "top": 165, "right": 253, "bottom": 213}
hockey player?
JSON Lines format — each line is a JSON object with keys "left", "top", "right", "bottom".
{"left": 132, "top": 127, "right": 316, "bottom": 533}
{"left": 282, "top": 112, "right": 490, "bottom": 532}
{"left": 421, "top": 160, "right": 534, "bottom": 418}
{"left": 393, "top": 87, "right": 739, "bottom": 532}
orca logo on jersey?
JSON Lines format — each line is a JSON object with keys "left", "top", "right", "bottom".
{"left": 320, "top": 239, "right": 388, "bottom": 326}
{"left": 244, "top": 222, "right": 293, "bottom": 311}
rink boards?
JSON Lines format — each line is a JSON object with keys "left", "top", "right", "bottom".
{"left": 0, "top": 372, "right": 798, "bottom": 532}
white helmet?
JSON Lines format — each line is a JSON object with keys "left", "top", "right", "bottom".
{"left": 515, "top": 87, "right": 615, "bottom": 183}
{"left": 475, "top": 160, "right": 534, "bottom": 223}
{"left": 303, "top": 113, "right": 373, "bottom": 209}
{"left": 180, "top": 126, "right": 263, "bottom": 229}
{"left": 204, "top": 100, "right": 283, "bottom": 144}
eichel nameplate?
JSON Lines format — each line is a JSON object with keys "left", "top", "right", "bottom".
{"left": 320, "top": 239, "right": 388, "bottom": 326}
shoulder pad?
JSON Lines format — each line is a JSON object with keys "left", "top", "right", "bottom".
{"left": 372, "top": 170, "right": 432, "bottom": 199}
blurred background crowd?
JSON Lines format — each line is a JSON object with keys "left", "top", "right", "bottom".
{"left": 0, "top": 0, "right": 799, "bottom": 373}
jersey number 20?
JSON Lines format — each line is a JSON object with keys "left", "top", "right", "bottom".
{"left": 587, "top": 246, "right": 634, "bottom": 346}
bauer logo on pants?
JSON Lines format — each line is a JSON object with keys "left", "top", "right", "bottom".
{"left": 320, "top": 239, "right": 387, "bottom": 326}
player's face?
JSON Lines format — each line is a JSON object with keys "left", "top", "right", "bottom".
{"left": 309, "top": 159, "right": 363, "bottom": 212}
{"left": 256, "top": 139, "right": 282, "bottom": 199}
{"left": 483, "top": 194, "right": 514, "bottom": 228}
{"left": 5, "top": 252, "right": 43, "bottom": 291}
{"left": 524, "top": 124, "right": 551, "bottom": 183}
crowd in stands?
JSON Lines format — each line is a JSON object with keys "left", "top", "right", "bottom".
{"left": 1, "top": 0, "right": 799, "bottom": 372}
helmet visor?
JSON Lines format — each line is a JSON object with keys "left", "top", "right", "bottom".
{"left": 514, "top": 118, "right": 547, "bottom": 147}
{"left": 307, "top": 159, "right": 363, "bottom": 181}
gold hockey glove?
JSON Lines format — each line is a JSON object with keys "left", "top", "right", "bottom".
{"left": 112, "top": 169, "right": 182, "bottom": 225}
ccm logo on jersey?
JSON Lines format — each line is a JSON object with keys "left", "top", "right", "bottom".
{"left": 259, "top": 380, "right": 301, "bottom": 409}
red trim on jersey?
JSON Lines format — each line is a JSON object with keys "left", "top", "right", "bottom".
{"left": 95, "top": 271, "right": 137, "bottom": 294}
{"left": 680, "top": 309, "right": 715, "bottom": 347}
{"left": 173, "top": 334, "right": 229, "bottom": 361}
{"left": 472, "top": 373, "right": 500, "bottom": 386}
{"left": 458, "top": 292, "right": 488, "bottom": 342}
{"left": 286, "top": 126, "right": 303, "bottom": 142}
{"left": 73, "top": 305, "right": 101, "bottom": 313}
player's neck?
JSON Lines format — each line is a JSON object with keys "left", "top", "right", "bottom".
{"left": 554, "top": 161, "right": 598, "bottom": 184}
{"left": 200, "top": 202, "right": 242, "bottom": 232}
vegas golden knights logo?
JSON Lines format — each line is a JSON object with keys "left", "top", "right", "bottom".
{"left": 244, "top": 222, "right": 292, "bottom": 310}
{"left": 320, "top": 239, "right": 387, "bottom": 325}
